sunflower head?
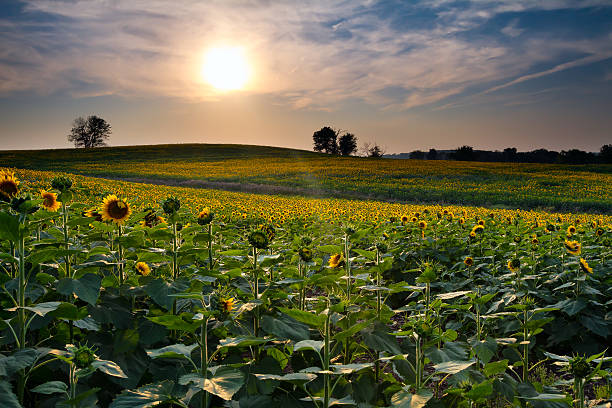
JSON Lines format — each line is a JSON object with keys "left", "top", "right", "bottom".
{"left": 411, "top": 216, "right": 418, "bottom": 223}
{"left": 161, "top": 196, "right": 181, "bottom": 215}
{"left": 197, "top": 207, "right": 214, "bottom": 225}
{"left": 135, "top": 262, "right": 151, "bottom": 276}
{"left": 401, "top": 215, "right": 409, "bottom": 224}
{"left": 328, "top": 253, "right": 345, "bottom": 269}
{"left": 459, "top": 217, "right": 465, "bottom": 225}
{"left": 472, "top": 225, "right": 484, "bottom": 234}
{"left": 101, "top": 195, "right": 131, "bottom": 224}
{"left": 298, "top": 247, "right": 313, "bottom": 262}
{"left": 546, "top": 224, "right": 556, "bottom": 232}
{"left": 579, "top": 258, "right": 593, "bottom": 274}
{"left": 595, "top": 227, "right": 604, "bottom": 237}
{"left": 531, "top": 237, "right": 539, "bottom": 245}
{"left": 51, "top": 176, "right": 73, "bottom": 192}
{"left": 569, "top": 355, "right": 591, "bottom": 379}
{"left": 464, "top": 256, "right": 474, "bottom": 267}
{"left": 248, "top": 229, "right": 269, "bottom": 249}
{"left": 84, "top": 208, "right": 103, "bottom": 222}
{"left": 40, "top": 190, "right": 61, "bottom": 212}
{"left": 71, "top": 344, "right": 97, "bottom": 369}
{"left": 507, "top": 258, "right": 521, "bottom": 273}
{"left": 219, "top": 297, "right": 235, "bottom": 313}
{"left": 141, "top": 210, "right": 164, "bottom": 228}
{"left": 513, "top": 236, "right": 521, "bottom": 244}
{"left": 0, "top": 170, "right": 19, "bottom": 202}
{"left": 564, "top": 240, "right": 581, "bottom": 256}
{"left": 567, "top": 225, "right": 576, "bottom": 235}
{"left": 418, "top": 220, "right": 427, "bottom": 229}
{"left": 478, "top": 220, "right": 485, "bottom": 226}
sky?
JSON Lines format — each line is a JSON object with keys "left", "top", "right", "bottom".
{"left": 1, "top": 0, "right": 612, "bottom": 153}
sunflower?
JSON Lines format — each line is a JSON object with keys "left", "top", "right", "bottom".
{"left": 478, "top": 220, "right": 485, "bottom": 226}
{"left": 418, "top": 220, "right": 427, "bottom": 229}
{"left": 328, "top": 253, "right": 345, "bottom": 268}
{"left": 567, "top": 225, "right": 576, "bottom": 235}
{"left": 579, "top": 258, "right": 592, "bottom": 274}
{"left": 411, "top": 216, "right": 418, "bottom": 223}
{"left": 220, "top": 297, "right": 235, "bottom": 313}
{"left": 135, "top": 262, "right": 151, "bottom": 276}
{"left": 471, "top": 225, "right": 484, "bottom": 235}
{"left": 507, "top": 259, "right": 520, "bottom": 273}
{"left": 459, "top": 217, "right": 465, "bottom": 225}
{"left": 531, "top": 237, "right": 539, "bottom": 245}
{"left": 84, "top": 208, "right": 103, "bottom": 222}
{"left": 299, "top": 247, "right": 313, "bottom": 262}
{"left": 197, "top": 207, "right": 214, "bottom": 225}
{"left": 40, "top": 190, "right": 61, "bottom": 212}
{"left": 141, "top": 210, "right": 165, "bottom": 228}
{"left": 564, "top": 240, "right": 581, "bottom": 256}
{"left": 595, "top": 228, "right": 604, "bottom": 236}
{"left": 464, "top": 256, "right": 474, "bottom": 267}
{"left": 100, "top": 195, "right": 131, "bottom": 224}
{"left": 0, "top": 170, "right": 19, "bottom": 201}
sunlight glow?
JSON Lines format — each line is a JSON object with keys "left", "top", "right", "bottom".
{"left": 202, "top": 47, "right": 250, "bottom": 91}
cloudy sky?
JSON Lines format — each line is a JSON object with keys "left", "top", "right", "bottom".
{"left": 1, "top": 0, "right": 611, "bottom": 152}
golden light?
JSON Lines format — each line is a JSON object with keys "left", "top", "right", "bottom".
{"left": 202, "top": 47, "right": 250, "bottom": 91}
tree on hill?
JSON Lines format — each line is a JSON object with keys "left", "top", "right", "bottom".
{"left": 68, "top": 115, "right": 111, "bottom": 148}
{"left": 312, "top": 126, "right": 339, "bottom": 154}
{"left": 427, "top": 148, "right": 438, "bottom": 160}
{"left": 409, "top": 150, "right": 425, "bottom": 159}
{"left": 361, "top": 142, "right": 385, "bottom": 158}
{"left": 338, "top": 133, "right": 358, "bottom": 156}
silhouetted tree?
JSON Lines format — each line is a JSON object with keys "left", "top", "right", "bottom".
{"left": 452, "top": 145, "right": 476, "bottom": 161}
{"left": 427, "top": 148, "right": 438, "bottom": 160}
{"left": 559, "top": 149, "right": 594, "bottom": 164}
{"left": 68, "top": 115, "right": 111, "bottom": 148}
{"left": 600, "top": 144, "right": 612, "bottom": 163}
{"left": 409, "top": 150, "right": 425, "bottom": 159}
{"left": 503, "top": 147, "right": 517, "bottom": 162}
{"left": 338, "top": 133, "right": 358, "bottom": 156}
{"left": 312, "top": 126, "right": 339, "bottom": 154}
{"left": 362, "top": 143, "right": 385, "bottom": 158}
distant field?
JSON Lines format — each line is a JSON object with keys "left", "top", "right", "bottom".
{"left": 1, "top": 143, "right": 610, "bottom": 213}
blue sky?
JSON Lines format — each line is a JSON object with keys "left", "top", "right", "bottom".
{"left": 1, "top": 0, "right": 611, "bottom": 152}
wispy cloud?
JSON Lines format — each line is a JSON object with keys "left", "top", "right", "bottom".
{"left": 1, "top": 0, "right": 611, "bottom": 110}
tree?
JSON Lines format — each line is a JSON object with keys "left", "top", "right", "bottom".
{"left": 600, "top": 144, "right": 612, "bottom": 164}
{"left": 360, "top": 142, "right": 385, "bottom": 158}
{"left": 452, "top": 145, "right": 476, "bottom": 161}
{"left": 409, "top": 150, "right": 425, "bottom": 159}
{"left": 503, "top": 147, "right": 517, "bottom": 162}
{"left": 68, "top": 115, "right": 111, "bottom": 148}
{"left": 312, "top": 126, "right": 339, "bottom": 154}
{"left": 427, "top": 148, "right": 437, "bottom": 160}
{"left": 338, "top": 133, "right": 358, "bottom": 156}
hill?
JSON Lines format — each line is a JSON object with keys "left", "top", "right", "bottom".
{"left": 1, "top": 143, "right": 610, "bottom": 213}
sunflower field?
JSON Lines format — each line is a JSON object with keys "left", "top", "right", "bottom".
{"left": 1, "top": 168, "right": 611, "bottom": 408}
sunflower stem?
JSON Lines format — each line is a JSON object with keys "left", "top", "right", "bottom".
{"left": 208, "top": 223, "right": 213, "bottom": 272}
{"left": 17, "top": 233, "right": 26, "bottom": 405}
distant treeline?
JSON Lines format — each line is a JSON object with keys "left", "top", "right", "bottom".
{"left": 386, "top": 144, "right": 612, "bottom": 164}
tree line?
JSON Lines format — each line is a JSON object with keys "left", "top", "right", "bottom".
{"left": 393, "top": 145, "right": 612, "bottom": 164}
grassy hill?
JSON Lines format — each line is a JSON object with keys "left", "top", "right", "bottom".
{"left": 1, "top": 143, "right": 610, "bottom": 213}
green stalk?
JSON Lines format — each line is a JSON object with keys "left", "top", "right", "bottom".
{"left": 118, "top": 225, "right": 124, "bottom": 286}
{"left": 207, "top": 223, "right": 213, "bottom": 272}
{"left": 323, "top": 305, "right": 331, "bottom": 408}
{"left": 415, "top": 333, "right": 421, "bottom": 390}
{"left": 17, "top": 233, "right": 26, "bottom": 404}
{"left": 299, "top": 260, "right": 306, "bottom": 311}
{"left": 344, "top": 234, "right": 351, "bottom": 302}
{"left": 253, "top": 247, "right": 259, "bottom": 338}
{"left": 201, "top": 317, "right": 209, "bottom": 408}
{"left": 172, "top": 222, "right": 178, "bottom": 280}
{"left": 62, "top": 201, "right": 71, "bottom": 279}
{"left": 376, "top": 249, "right": 381, "bottom": 319}
{"left": 522, "top": 309, "right": 529, "bottom": 382}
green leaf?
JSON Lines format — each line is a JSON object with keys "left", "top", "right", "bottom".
{"left": 471, "top": 337, "right": 497, "bottom": 364}
{"left": 361, "top": 323, "right": 401, "bottom": 354}
{"left": 433, "top": 359, "right": 476, "bottom": 374}
{"left": 261, "top": 314, "right": 309, "bottom": 341}
{"left": 31, "top": 381, "right": 68, "bottom": 395}
{"left": 146, "top": 343, "right": 198, "bottom": 360}
{"left": 465, "top": 380, "right": 494, "bottom": 400}
{"left": 0, "top": 212, "right": 20, "bottom": 242}
{"left": 217, "top": 336, "right": 269, "bottom": 349}
{"left": 57, "top": 274, "right": 102, "bottom": 305}
{"left": 483, "top": 360, "right": 508, "bottom": 377}
{"left": 145, "top": 278, "right": 189, "bottom": 311}
{"left": 7, "top": 302, "right": 61, "bottom": 317}
{"left": 330, "top": 363, "right": 373, "bottom": 374}
{"left": 49, "top": 302, "right": 89, "bottom": 321}
{"left": 391, "top": 387, "right": 433, "bottom": 408}
{"left": 92, "top": 359, "right": 128, "bottom": 378}
{"left": 0, "top": 348, "right": 39, "bottom": 376}
{"left": 277, "top": 307, "right": 325, "bottom": 328}
{"left": 110, "top": 381, "right": 176, "bottom": 408}
{"left": 180, "top": 366, "right": 244, "bottom": 400}
{"left": 317, "top": 245, "right": 343, "bottom": 254}
{"left": 352, "top": 248, "right": 375, "bottom": 260}
{"left": 253, "top": 372, "right": 316, "bottom": 385}
{"left": 293, "top": 340, "right": 324, "bottom": 354}
{"left": 0, "top": 381, "right": 21, "bottom": 408}
{"left": 147, "top": 314, "right": 200, "bottom": 333}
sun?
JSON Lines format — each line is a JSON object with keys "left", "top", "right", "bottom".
{"left": 202, "top": 47, "right": 250, "bottom": 91}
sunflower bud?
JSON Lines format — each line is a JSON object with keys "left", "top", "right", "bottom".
{"left": 249, "top": 229, "right": 269, "bottom": 249}
{"left": 197, "top": 207, "right": 214, "bottom": 225}
{"left": 569, "top": 356, "right": 591, "bottom": 379}
{"left": 73, "top": 344, "right": 97, "bottom": 369}
{"left": 298, "top": 247, "right": 313, "bottom": 262}
{"left": 161, "top": 196, "right": 181, "bottom": 215}
{"left": 51, "top": 176, "right": 73, "bottom": 191}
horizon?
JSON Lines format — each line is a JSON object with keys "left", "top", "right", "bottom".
{"left": 1, "top": 1, "right": 612, "bottom": 152}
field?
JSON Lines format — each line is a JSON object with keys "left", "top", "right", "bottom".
{"left": 1, "top": 147, "right": 611, "bottom": 408}
{"left": 1, "top": 144, "right": 611, "bottom": 213}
